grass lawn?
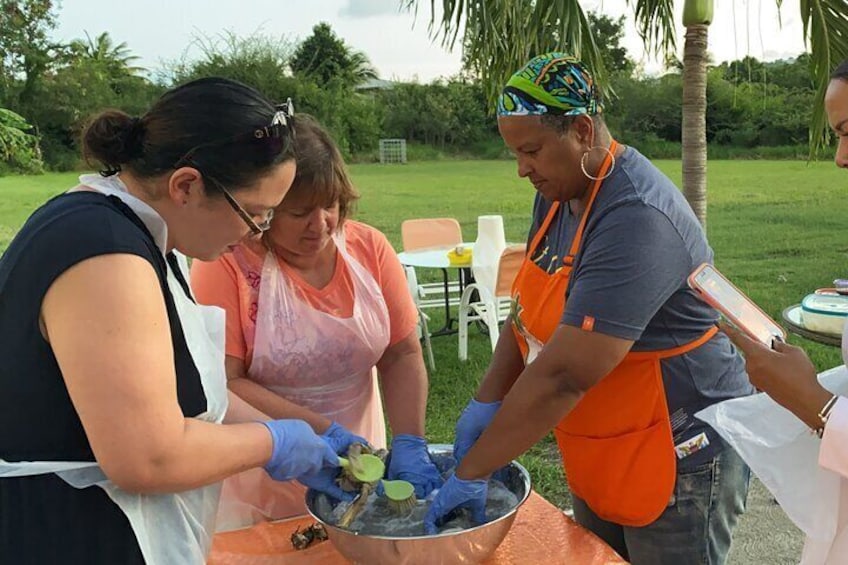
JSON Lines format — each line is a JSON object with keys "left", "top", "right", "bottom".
{"left": 1, "top": 159, "right": 846, "bottom": 513}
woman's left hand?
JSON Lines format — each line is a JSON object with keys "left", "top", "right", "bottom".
{"left": 720, "top": 322, "right": 831, "bottom": 428}
{"left": 423, "top": 474, "right": 488, "bottom": 535}
{"left": 388, "top": 434, "right": 444, "bottom": 498}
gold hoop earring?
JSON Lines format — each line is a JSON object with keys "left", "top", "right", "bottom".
{"left": 580, "top": 146, "right": 616, "bottom": 181}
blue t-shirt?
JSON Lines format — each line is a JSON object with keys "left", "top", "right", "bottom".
{"left": 528, "top": 146, "right": 753, "bottom": 468}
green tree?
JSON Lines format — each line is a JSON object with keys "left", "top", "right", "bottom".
{"left": 26, "top": 55, "right": 163, "bottom": 170}
{"left": 765, "top": 54, "right": 815, "bottom": 91}
{"left": 0, "top": 0, "right": 60, "bottom": 108}
{"left": 169, "top": 30, "right": 380, "bottom": 158}
{"left": 717, "top": 54, "right": 815, "bottom": 92}
{"left": 379, "top": 78, "right": 494, "bottom": 148}
{"left": 410, "top": 0, "right": 848, "bottom": 227}
{"left": 291, "top": 23, "right": 377, "bottom": 86}
{"left": 0, "top": 107, "right": 42, "bottom": 173}
{"left": 169, "top": 30, "right": 296, "bottom": 101}
{"left": 588, "top": 12, "right": 633, "bottom": 76}
{"left": 608, "top": 72, "right": 683, "bottom": 143}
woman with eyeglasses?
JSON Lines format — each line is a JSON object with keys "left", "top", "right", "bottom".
{"left": 191, "top": 114, "right": 443, "bottom": 528}
{"left": 0, "top": 78, "right": 351, "bottom": 564}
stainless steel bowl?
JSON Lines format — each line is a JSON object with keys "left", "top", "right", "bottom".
{"left": 305, "top": 444, "right": 531, "bottom": 565}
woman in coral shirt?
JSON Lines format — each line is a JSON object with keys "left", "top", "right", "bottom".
{"left": 191, "top": 115, "right": 442, "bottom": 529}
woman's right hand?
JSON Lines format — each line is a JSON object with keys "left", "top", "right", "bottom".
{"left": 261, "top": 419, "right": 339, "bottom": 481}
{"left": 453, "top": 399, "right": 502, "bottom": 466}
{"left": 322, "top": 421, "right": 369, "bottom": 454}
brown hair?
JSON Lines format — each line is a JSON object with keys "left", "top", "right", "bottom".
{"left": 285, "top": 114, "right": 359, "bottom": 221}
{"left": 81, "top": 77, "right": 294, "bottom": 196}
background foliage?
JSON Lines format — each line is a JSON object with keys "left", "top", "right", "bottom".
{"left": 0, "top": 1, "right": 837, "bottom": 173}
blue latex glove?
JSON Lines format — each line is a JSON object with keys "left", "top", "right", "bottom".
{"left": 262, "top": 419, "right": 338, "bottom": 481}
{"left": 322, "top": 421, "right": 369, "bottom": 455}
{"left": 423, "top": 475, "right": 488, "bottom": 535}
{"left": 387, "top": 434, "right": 444, "bottom": 498}
{"left": 298, "top": 466, "right": 356, "bottom": 502}
{"left": 453, "top": 399, "right": 502, "bottom": 466}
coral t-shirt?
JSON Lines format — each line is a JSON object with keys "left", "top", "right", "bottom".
{"left": 190, "top": 221, "right": 418, "bottom": 367}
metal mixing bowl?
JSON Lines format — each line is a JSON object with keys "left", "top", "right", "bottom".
{"left": 305, "top": 444, "right": 531, "bottom": 565}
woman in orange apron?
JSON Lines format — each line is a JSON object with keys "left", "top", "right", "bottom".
{"left": 425, "top": 53, "right": 752, "bottom": 564}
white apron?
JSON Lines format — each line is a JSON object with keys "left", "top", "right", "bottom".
{"left": 217, "top": 228, "right": 391, "bottom": 531}
{"left": 797, "top": 321, "right": 848, "bottom": 564}
{"left": 697, "top": 319, "right": 848, "bottom": 564}
{"left": 0, "top": 175, "right": 229, "bottom": 565}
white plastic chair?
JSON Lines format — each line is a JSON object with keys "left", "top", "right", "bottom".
{"left": 401, "top": 218, "right": 463, "bottom": 252}
{"left": 458, "top": 244, "right": 526, "bottom": 360}
{"left": 403, "top": 265, "right": 436, "bottom": 370}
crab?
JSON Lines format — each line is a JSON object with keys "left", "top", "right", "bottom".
{"left": 290, "top": 522, "right": 329, "bottom": 550}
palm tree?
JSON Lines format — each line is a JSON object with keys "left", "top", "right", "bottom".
{"left": 69, "top": 31, "right": 143, "bottom": 78}
{"left": 291, "top": 22, "right": 378, "bottom": 86}
{"left": 347, "top": 50, "right": 379, "bottom": 83}
{"left": 680, "top": 0, "right": 712, "bottom": 224}
{"left": 407, "top": 0, "right": 848, "bottom": 227}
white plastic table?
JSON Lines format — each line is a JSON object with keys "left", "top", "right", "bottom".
{"left": 397, "top": 243, "right": 474, "bottom": 335}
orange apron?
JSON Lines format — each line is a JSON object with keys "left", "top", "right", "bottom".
{"left": 510, "top": 140, "right": 717, "bottom": 527}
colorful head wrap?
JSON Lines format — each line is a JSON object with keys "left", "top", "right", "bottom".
{"left": 497, "top": 52, "right": 603, "bottom": 117}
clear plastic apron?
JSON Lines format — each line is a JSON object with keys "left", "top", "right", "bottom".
{"left": 0, "top": 177, "right": 229, "bottom": 565}
{"left": 697, "top": 318, "right": 848, "bottom": 564}
{"left": 217, "top": 228, "right": 390, "bottom": 530}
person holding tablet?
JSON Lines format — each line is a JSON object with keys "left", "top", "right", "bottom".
{"left": 719, "top": 58, "right": 848, "bottom": 564}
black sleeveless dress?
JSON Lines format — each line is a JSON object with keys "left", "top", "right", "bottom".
{"left": 0, "top": 192, "right": 206, "bottom": 564}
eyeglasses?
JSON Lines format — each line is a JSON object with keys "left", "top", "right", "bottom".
{"left": 171, "top": 99, "right": 294, "bottom": 235}
{"left": 204, "top": 174, "right": 274, "bottom": 235}
{"left": 173, "top": 98, "right": 296, "bottom": 172}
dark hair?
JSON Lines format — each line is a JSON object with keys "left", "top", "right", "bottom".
{"left": 283, "top": 114, "right": 359, "bottom": 222}
{"left": 832, "top": 59, "right": 848, "bottom": 82}
{"left": 540, "top": 113, "right": 607, "bottom": 135}
{"left": 82, "top": 77, "right": 294, "bottom": 194}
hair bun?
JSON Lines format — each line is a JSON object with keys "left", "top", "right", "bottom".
{"left": 125, "top": 117, "right": 145, "bottom": 158}
{"left": 82, "top": 110, "right": 145, "bottom": 175}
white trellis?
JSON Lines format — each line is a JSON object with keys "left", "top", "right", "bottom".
{"left": 379, "top": 138, "right": 407, "bottom": 164}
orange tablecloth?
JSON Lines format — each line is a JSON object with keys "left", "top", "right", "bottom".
{"left": 209, "top": 491, "right": 627, "bottom": 564}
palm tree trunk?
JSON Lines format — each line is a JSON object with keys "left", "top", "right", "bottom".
{"left": 682, "top": 24, "right": 709, "bottom": 227}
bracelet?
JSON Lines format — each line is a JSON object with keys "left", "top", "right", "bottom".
{"left": 813, "top": 394, "right": 839, "bottom": 439}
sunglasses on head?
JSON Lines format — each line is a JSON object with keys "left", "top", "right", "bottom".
{"left": 173, "top": 98, "right": 295, "bottom": 170}
{"left": 172, "top": 99, "right": 294, "bottom": 235}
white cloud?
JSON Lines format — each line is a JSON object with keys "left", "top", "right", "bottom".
{"left": 339, "top": 0, "right": 400, "bottom": 18}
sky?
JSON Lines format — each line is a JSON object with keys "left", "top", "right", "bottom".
{"left": 52, "top": 0, "right": 808, "bottom": 82}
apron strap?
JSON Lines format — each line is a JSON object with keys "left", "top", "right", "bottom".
{"left": 167, "top": 252, "right": 196, "bottom": 303}
{"left": 527, "top": 201, "right": 561, "bottom": 257}
{"left": 565, "top": 140, "right": 619, "bottom": 262}
{"left": 628, "top": 325, "right": 720, "bottom": 361}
